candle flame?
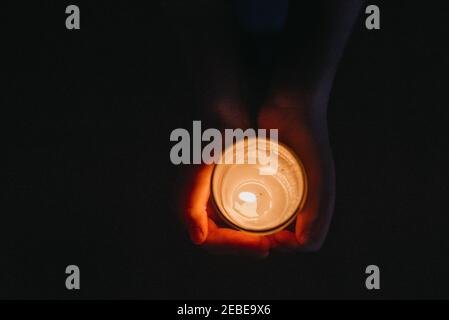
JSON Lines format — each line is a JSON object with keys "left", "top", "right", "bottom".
{"left": 238, "top": 192, "right": 257, "bottom": 203}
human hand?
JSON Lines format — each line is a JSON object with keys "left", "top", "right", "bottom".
{"left": 179, "top": 104, "right": 271, "bottom": 258}
{"left": 181, "top": 164, "right": 271, "bottom": 258}
{"left": 258, "top": 96, "right": 336, "bottom": 252}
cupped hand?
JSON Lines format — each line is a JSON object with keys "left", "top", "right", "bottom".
{"left": 179, "top": 103, "right": 271, "bottom": 258}
{"left": 182, "top": 164, "right": 271, "bottom": 258}
{"left": 258, "top": 97, "right": 336, "bottom": 252}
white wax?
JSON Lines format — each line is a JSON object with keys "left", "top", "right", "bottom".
{"left": 211, "top": 138, "right": 307, "bottom": 234}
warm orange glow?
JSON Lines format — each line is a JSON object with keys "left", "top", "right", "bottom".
{"left": 211, "top": 137, "right": 307, "bottom": 235}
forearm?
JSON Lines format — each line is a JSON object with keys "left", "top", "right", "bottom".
{"left": 268, "top": 0, "right": 365, "bottom": 110}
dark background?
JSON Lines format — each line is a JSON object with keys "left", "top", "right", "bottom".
{"left": 2, "top": 1, "right": 448, "bottom": 299}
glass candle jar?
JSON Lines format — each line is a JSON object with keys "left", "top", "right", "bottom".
{"left": 211, "top": 137, "right": 307, "bottom": 235}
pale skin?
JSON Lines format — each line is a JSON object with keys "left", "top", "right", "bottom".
{"left": 178, "top": 0, "right": 363, "bottom": 257}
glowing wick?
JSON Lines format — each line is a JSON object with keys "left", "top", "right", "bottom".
{"left": 239, "top": 192, "right": 257, "bottom": 203}
{"left": 235, "top": 191, "right": 259, "bottom": 218}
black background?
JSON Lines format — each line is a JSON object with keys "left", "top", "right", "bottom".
{"left": 2, "top": 1, "right": 448, "bottom": 299}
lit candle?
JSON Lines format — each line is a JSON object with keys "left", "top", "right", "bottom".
{"left": 211, "top": 137, "right": 307, "bottom": 235}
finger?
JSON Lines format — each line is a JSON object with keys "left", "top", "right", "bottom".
{"left": 206, "top": 197, "right": 221, "bottom": 222}
{"left": 184, "top": 165, "right": 214, "bottom": 245}
{"left": 204, "top": 219, "right": 271, "bottom": 258}
{"left": 269, "top": 230, "right": 300, "bottom": 252}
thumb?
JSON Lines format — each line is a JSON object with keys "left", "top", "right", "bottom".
{"left": 184, "top": 165, "right": 214, "bottom": 244}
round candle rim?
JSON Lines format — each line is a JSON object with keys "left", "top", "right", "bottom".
{"left": 210, "top": 139, "right": 308, "bottom": 235}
